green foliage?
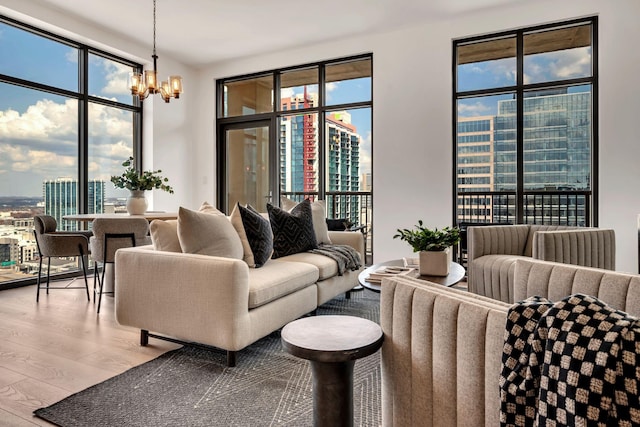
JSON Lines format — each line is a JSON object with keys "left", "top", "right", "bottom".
{"left": 110, "top": 157, "right": 174, "bottom": 194}
{"left": 393, "top": 220, "right": 461, "bottom": 252}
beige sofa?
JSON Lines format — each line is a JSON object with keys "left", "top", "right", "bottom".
{"left": 467, "top": 224, "right": 616, "bottom": 303}
{"left": 115, "top": 229, "right": 364, "bottom": 367}
{"left": 381, "top": 258, "right": 640, "bottom": 426}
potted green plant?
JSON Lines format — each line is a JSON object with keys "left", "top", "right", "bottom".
{"left": 393, "top": 220, "right": 461, "bottom": 276}
{"left": 111, "top": 156, "right": 174, "bottom": 215}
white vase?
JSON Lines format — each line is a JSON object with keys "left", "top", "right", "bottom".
{"left": 419, "top": 248, "right": 451, "bottom": 276}
{"left": 126, "top": 190, "right": 148, "bottom": 215}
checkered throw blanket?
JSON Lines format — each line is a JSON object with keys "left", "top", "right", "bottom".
{"left": 499, "top": 294, "right": 640, "bottom": 426}
{"left": 309, "top": 244, "right": 361, "bottom": 275}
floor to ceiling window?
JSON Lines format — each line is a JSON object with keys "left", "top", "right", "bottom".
{"left": 217, "top": 54, "right": 372, "bottom": 257}
{"left": 454, "top": 18, "right": 597, "bottom": 227}
{"left": 0, "top": 16, "right": 142, "bottom": 288}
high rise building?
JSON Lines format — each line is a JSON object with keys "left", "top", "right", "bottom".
{"left": 457, "top": 115, "right": 495, "bottom": 222}
{"left": 457, "top": 90, "right": 591, "bottom": 225}
{"left": 280, "top": 92, "right": 362, "bottom": 222}
{"left": 326, "top": 111, "right": 361, "bottom": 220}
{"left": 43, "top": 178, "right": 105, "bottom": 230}
{"left": 280, "top": 90, "right": 319, "bottom": 194}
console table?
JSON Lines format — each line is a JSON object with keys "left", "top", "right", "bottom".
{"left": 281, "top": 315, "right": 383, "bottom": 427}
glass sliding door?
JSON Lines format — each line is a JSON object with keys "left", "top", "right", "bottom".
{"left": 222, "top": 121, "right": 273, "bottom": 212}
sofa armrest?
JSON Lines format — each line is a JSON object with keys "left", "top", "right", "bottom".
{"left": 115, "top": 246, "right": 252, "bottom": 350}
{"left": 532, "top": 228, "right": 615, "bottom": 270}
{"left": 328, "top": 230, "right": 365, "bottom": 262}
{"left": 380, "top": 275, "right": 509, "bottom": 426}
{"left": 467, "top": 225, "right": 530, "bottom": 263}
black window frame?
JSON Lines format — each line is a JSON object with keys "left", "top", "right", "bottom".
{"left": 215, "top": 53, "right": 373, "bottom": 213}
{"left": 0, "top": 15, "right": 143, "bottom": 289}
{"left": 452, "top": 17, "right": 599, "bottom": 227}
{"left": 0, "top": 14, "right": 144, "bottom": 214}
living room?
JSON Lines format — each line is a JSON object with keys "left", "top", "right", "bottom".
{"left": 0, "top": 0, "right": 638, "bottom": 272}
{"left": 0, "top": 0, "right": 639, "bottom": 425}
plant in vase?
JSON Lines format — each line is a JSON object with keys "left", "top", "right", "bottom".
{"left": 393, "top": 220, "right": 461, "bottom": 276}
{"left": 111, "top": 156, "right": 174, "bottom": 215}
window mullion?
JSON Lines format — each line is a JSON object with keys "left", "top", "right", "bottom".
{"left": 515, "top": 31, "right": 524, "bottom": 224}
{"left": 78, "top": 47, "right": 89, "bottom": 215}
{"left": 318, "top": 65, "right": 326, "bottom": 200}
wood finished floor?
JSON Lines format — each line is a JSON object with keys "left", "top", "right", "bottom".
{"left": 0, "top": 278, "right": 181, "bottom": 426}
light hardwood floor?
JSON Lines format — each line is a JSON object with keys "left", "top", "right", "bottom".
{"left": 0, "top": 278, "right": 180, "bottom": 426}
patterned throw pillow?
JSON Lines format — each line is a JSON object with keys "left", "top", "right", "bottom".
{"left": 268, "top": 199, "right": 318, "bottom": 258}
{"left": 280, "top": 196, "right": 331, "bottom": 245}
{"left": 230, "top": 203, "right": 273, "bottom": 268}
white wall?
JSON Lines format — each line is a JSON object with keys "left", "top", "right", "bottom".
{"left": 196, "top": 0, "right": 640, "bottom": 272}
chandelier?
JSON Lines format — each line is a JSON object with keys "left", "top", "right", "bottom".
{"left": 129, "top": 0, "right": 183, "bottom": 103}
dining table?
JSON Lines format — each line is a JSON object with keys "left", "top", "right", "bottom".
{"left": 62, "top": 212, "right": 178, "bottom": 222}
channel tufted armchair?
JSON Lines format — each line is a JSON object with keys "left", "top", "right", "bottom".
{"left": 466, "top": 224, "right": 615, "bottom": 303}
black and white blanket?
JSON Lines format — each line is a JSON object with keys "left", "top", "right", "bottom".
{"left": 499, "top": 293, "right": 640, "bottom": 426}
{"left": 309, "top": 244, "right": 362, "bottom": 275}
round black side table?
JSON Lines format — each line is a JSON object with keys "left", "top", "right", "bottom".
{"left": 281, "top": 315, "right": 383, "bottom": 427}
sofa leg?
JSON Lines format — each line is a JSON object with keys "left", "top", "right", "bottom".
{"left": 140, "top": 329, "right": 149, "bottom": 346}
{"left": 227, "top": 351, "right": 236, "bottom": 367}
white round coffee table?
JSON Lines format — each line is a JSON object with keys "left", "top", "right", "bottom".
{"left": 358, "top": 259, "right": 465, "bottom": 292}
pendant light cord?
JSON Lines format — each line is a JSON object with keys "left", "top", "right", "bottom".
{"left": 152, "top": 0, "right": 157, "bottom": 56}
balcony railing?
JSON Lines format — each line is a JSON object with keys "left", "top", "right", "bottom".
{"left": 281, "top": 190, "right": 373, "bottom": 263}
{"left": 457, "top": 190, "right": 592, "bottom": 226}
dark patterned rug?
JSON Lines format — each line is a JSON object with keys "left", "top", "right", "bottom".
{"left": 34, "top": 290, "right": 381, "bottom": 427}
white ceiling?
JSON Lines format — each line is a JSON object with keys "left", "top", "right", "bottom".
{"left": 30, "top": 0, "right": 530, "bottom": 67}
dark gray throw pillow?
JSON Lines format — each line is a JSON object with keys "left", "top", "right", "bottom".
{"left": 267, "top": 199, "right": 317, "bottom": 258}
{"left": 238, "top": 204, "right": 273, "bottom": 268}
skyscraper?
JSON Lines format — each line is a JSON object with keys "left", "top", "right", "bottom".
{"left": 457, "top": 90, "right": 591, "bottom": 225}
{"left": 43, "top": 178, "right": 105, "bottom": 230}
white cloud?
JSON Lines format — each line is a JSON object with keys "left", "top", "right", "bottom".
{"left": 0, "top": 97, "right": 132, "bottom": 183}
{"left": 281, "top": 87, "right": 295, "bottom": 99}
{"left": 100, "top": 60, "right": 131, "bottom": 96}
{"left": 325, "top": 81, "right": 339, "bottom": 103}
{"left": 524, "top": 47, "right": 591, "bottom": 83}
{"left": 65, "top": 48, "right": 78, "bottom": 64}
{"left": 458, "top": 101, "right": 491, "bottom": 116}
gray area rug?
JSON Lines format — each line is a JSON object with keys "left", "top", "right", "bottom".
{"left": 34, "top": 290, "right": 381, "bottom": 427}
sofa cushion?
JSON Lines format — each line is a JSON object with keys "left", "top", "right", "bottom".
{"left": 149, "top": 219, "right": 181, "bottom": 252}
{"left": 230, "top": 203, "right": 273, "bottom": 268}
{"left": 277, "top": 252, "right": 339, "bottom": 281}
{"left": 247, "top": 260, "right": 319, "bottom": 309}
{"left": 268, "top": 199, "right": 317, "bottom": 258}
{"left": 177, "top": 206, "right": 243, "bottom": 259}
{"left": 281, "top": 196, "right": 332, "bottom": 245}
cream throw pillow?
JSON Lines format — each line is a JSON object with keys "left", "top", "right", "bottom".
{"left": 149, "top": 219, "right": 181, "bottom": 252}
{"left": 177, "top": 206, "right": 243, "bottom": 259}
{"left": 281, "top": 196, "right": 331, "bottom": 244}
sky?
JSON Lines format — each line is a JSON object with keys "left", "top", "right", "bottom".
{"left": 457, "top": 47, "right": 592, "bottom": 117}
